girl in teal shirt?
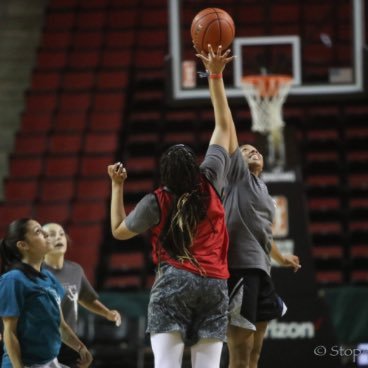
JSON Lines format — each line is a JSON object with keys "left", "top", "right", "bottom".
{"left": 0, "top": 218, "right": 93, "bottom": 368}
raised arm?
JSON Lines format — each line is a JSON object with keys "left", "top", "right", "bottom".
{"left": 270, "top": 241, "right": 301, "bottom": 272}
{"left": 79, "top": 299, "right": 122, "bottom": 326}
{"left": 196, "top": 44, "right": 239, "bottom": 155}
{"left": 108, "top": 162, "right": 138, "bottom": 240}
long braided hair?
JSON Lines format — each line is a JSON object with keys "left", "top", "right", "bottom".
{"left": 159, "top": 145, "right": 209, "bottom": 270}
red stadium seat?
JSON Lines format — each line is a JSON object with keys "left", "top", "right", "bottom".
{"left": 93, "top": 92, "right": 125, "bottom": 112}
{"left": 41, "top": 31, "right": 71, "bottom": 49}
{"left": 107, "top": 10, "right": 136, "bottom": 29}
{"left": 9, "top": 156, "right": 43, "bottom": 178}
{"left": 89, "top": 112, "right": 122, "bottom": 131}
{"left": 44, "top": 12, "right": 76, "bottom": 30}
{"left": 31, "top": 71, "right": 61, "bottom": 91}
{"left": 44, "top": 156, "right": 79, "bottom": 178}
{"left": 68, "top": 50, "right": 100, "bottom": 69}
{"left": 101, "top": 50, "right": 131, "bottom": 68}
{"left": 84, "top": 133, "right": 118, "bottom": 153}
{"left": 79, "top": 0, "right": 110, "bottom": 8}
{"left": 105, "top": 30, "right": 134, "bottom": 48}
{"left": 103, "top": 275, "right": 142, "bottom": 290}
{"left": 76, "top": 11, "right": 107, "bottom": 30}
{"left": 59, "top": 92, "right": 91, "bottom": 112}
{"left": 54, "top": 112, "right": 87, "bottom": 132}
{"left": 135, "top": 50, "right": 165, "bottom": 69}
{"left": 67, "top": 223, "right": 102, "bottom": 247}
{"left": 4, "top": 178, "right": 38, "bottom": 202}
{"left": 15, "top": 134, "right": 48, "bottom": 155}
{"left": 71, "top": 201, "right": 107, "bottom": 223}
{"left": 48, "top": 0, "right": 78, "bottom": 10}
{"left": 126, "top": 157, "right": 155, "bottom": 173}
{"left": 124, "top": 178, "right": 153, "bottom": 193}
{"left": 80, "top": 155, "right": 114, "bottom": 177}
{"left": 96, "top": 71, "right": 128, "bottom": 90}
{"left": 62, "top": 72, "right": 95, "bottom": 91}
{"left": 26, "top": 93, "right": 57, "bottom": 112}
{"left": 21, "top": 113, "right": 53, "bottom": 132}
{"left": 48, "top": 134, "right": 82, "bottom": 154}
{"left": 351, "top": 271, "right": 368, "bottom": 283}
{"left": 137, "top": 30, "right": 167, "bottom": 47}
{"left": 37, "top": 50, "right": 67, "bottom": 70}
{"left": 315, "top": 271, "right": 343, "bottom": 284}
{"left": 40, "top": 179, "right": 75, "bottom": 202}
{"left": 35, "top": 202, "right": 71, "bottom": 225}
{"left": 109, "top": 252, "right": 145, "bottom": 270}
{"left": 72, "top": 31, "right": 103, "bottom": 49}
{"left": 0, "top": 203, "right": 33, "bottom": 223}
{"left": 76, "top": 178, "right": 110, "bottom": 200}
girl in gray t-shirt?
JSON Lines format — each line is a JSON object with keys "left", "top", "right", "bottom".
{"left": 195, "top": 41, "right": 301, "bottom": 368}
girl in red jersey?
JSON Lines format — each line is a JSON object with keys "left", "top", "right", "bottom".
{"left": 108, "top": 46, "right": 234, "bottom": 368}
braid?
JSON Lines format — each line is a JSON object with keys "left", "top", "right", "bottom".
{"left": 159, "top": 145, "right": 209, "bottom": 273}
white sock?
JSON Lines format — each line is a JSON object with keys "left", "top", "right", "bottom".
{"left": 190, "top": 338, "right": 223, "bottom": 368}
{"left": 150, "top": 332, "right": 184, "bottom": 368}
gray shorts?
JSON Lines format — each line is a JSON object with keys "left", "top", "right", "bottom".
{"left": 147, "top": 264, "right": 229, "bottom": 346}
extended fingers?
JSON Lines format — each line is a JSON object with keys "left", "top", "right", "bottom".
{"left": 114, "top": 162, "right": 125, "bottom": 172}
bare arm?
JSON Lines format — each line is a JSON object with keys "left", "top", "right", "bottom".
{"left": 79, "top": 299, "right": 121, "bottom": 326}
{"left": 59, "top": 311, "right": 93, "bottom": 367}
{"left": 2, "top": 317, "right": 23, "bottom": 368}
{"left": 108, "top": 162, "right": 138, "bottom": 240}
{"left": 196, "top": 45, "right": 239, "bottom": 154}
{"left": 270, "top": 242, "right": 301, "bottom": 272}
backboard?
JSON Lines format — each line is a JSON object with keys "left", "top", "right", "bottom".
{"left": 169, "top": 0, "right": 366, "bottom": 101}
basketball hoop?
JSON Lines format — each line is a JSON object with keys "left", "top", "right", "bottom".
{"left": 241, "top": 75, "right": 293, "bottom": 133}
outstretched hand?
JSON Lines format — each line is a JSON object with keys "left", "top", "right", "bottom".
{"left": 195, "top": 44, "right": 235, "bottom": 74}
{"left": 77, "top": 345, "right": 93, "bottom": 368}
{"left": 106, "top": 309, "right": 122, "bottom": 327}
{"left": 282, "top": 254, "right": 301, "bottom": 273}
{"left": 107, "top": 162, "right": 127, "bottom": 185}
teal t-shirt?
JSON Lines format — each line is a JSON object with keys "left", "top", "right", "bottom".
{"left": 0, "top": 268, "right": 64, "bottom": 367}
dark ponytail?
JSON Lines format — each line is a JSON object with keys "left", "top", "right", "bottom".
{"left": 159, "top": 145, "right": 209, "bottom": 271}
{"left": 0, "top": 218, "right": 44, "bottom": 279}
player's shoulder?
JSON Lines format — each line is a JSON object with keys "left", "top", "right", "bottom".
{"left": 0, "top": 269, "right": 24, "bottom": 281}
{"left": 63, "top": 259, "right": 84, "bottom": 272}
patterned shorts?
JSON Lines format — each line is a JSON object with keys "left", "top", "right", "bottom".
{"left": 147, "top": 264, "right": 229, "bottom": 346}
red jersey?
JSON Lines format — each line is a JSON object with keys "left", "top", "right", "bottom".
{"left": 150, "top": 175, "right": 229, "bottom": 279}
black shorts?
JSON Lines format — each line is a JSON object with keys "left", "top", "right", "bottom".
{"left": 228, "top": 268, "right": 287, "bottom": 330}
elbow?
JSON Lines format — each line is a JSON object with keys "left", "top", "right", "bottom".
{"left": 111, "top": 228, "right": 123, "bottom": 240}
{"left": 112, "top": 228, "right": 129, "bottom": 240}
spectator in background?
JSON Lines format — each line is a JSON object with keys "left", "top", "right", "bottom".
{"left": 42, "top": 222, "right": 121, "bottom": 368}
{"left": 0, "top": 218, "right": 92, "bottom": 368}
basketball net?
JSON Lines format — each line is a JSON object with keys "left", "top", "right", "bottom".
{"left": 241, "top": 75, "right": 293, "bottom": 169}
{"left": 241, "top": 75, "right": 292, "bottom": 133}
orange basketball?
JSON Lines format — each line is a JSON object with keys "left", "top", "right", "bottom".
{"left": 191, "top": 8, "right": 235, "bottom": 54}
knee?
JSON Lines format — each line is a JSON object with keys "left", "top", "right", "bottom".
{"left": 228, "top": 341, "right": 252, "bottom": 368}
{"left": 250, "top": 348, "right": 262, "bottom": 363}
{"left": 249, "top": 344, "right": 263, "bottom": 366}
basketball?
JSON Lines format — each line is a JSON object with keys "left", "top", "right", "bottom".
{"left": 191, "top": 8, "right": 235, "bottom": 54}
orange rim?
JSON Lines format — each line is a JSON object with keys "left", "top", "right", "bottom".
{"left": 242, "top": 75, "right": 293, "bottom": 97}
